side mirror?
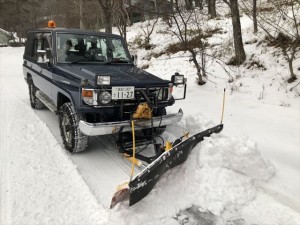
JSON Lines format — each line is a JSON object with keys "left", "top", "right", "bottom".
{"left": 37, "top": 49, "right": 50, "bottom": 63}
{"left": 131, "top": 54, "right": 137, "bottom": 66}
{"left": 170, "top": 72, "right": 187, "bottom": 100}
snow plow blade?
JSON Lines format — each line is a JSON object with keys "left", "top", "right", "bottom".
{"left": 110, "top": 124, "right": 223, "bottom": 208}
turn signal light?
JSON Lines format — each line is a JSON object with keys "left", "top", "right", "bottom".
{"left": 82, "top": 90, "right": 93, "bottom": 97}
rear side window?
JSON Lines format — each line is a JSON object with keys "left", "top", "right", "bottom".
{"left": 32, "top": 33, "right": 52, "bottom": 61}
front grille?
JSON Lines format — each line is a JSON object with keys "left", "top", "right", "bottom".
{"left": 97, "top": 87, "right": 169, "bottom": 105}
{"left": 88, "top": 86, "right": 171, "bottom": 121}
{"left": 128, "top": 87, "right": 168, "bottom": 102}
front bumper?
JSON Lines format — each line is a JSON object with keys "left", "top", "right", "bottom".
{"left": 79, "top": 109, "right": 183, "bottom": 136}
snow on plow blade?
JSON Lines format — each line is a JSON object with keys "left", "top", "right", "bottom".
{"left": 110, "top": 124, "right": 223, "bottom": 208}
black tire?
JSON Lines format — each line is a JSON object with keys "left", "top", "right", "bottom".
{"left": 143, "top": 108, "right": 167, "bottom": 136}
{"left": 59, "top": 102, "right": 88, "bottom": 153}
{"left": 28, "top": 79, "right": 44, "bottom": 109}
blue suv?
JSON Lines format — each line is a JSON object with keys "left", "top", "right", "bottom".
{"left": 23, "top": 23, "right": 186, "bottom": 153}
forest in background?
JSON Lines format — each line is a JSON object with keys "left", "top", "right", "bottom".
{"left": 0, "top": 0, "right": 299, "bottom": 83}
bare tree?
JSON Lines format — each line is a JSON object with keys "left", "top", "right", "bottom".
{"left": 0, "top": 0, "right": 41, "bottom": 41}
{"left": 38, "top": 0, "right": 81, "bottom": 29}
{"left": 268, "top": 0, "right": 300, "bottom": 82}
{"left": 79, "top": 0, "right": 85, "bottom": 29}
{"left": 224, "top": 0, "right": 246, "bottom": 65}
{"left": 97, "top": 0, "right": 116, "bottom": 33}
{"left": 239, "top": 0, "right": 260, "bottom": 33}
{"left": 114, "top": 0, "right": 130, "bottom": 43}
{"left": 166, "top": 1, "right": 208, "bottom": 85}
{"left": 0, "top": 0, "right": 108, "bottom": 34}
{"left": 241, "top": 0, "right": 299, "bottom": 82}
{"left": 208, "top": 0, "right": 217, "bottom": 18}
{"left": 185, "top": 0, "right": 193, "bottom": 10}
{"left": 140, "top": 17, "right": 159, "bottom": 49}
{"left": 252, "top": 0, "right": 257, "bottom": 33}
{"left": 194, "top": 0, "right": 203, "bottom": 10}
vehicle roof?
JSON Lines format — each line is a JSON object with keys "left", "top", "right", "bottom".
{"left": 27, "top": 27, "right": 121, "bottom": 38}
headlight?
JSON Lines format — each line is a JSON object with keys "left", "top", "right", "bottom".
{"left": 171, "top": 73, "right": 185, "bottom": 85}
{"left": 99, "top": 91, "right": 112, "bottom": 104}
{"left": 97, "top": 76, "right": 110, "bottom": 85}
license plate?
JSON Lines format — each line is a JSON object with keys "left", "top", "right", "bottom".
{"left": 112, "top": 86, "right": 134, "bottom": 100}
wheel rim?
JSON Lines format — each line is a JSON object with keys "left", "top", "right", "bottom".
{"left": 62, "top": 113, "right": 72, "bottom": 145}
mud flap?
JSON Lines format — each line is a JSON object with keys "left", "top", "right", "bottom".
{"left": 110, "top": 124, "right": 223, "bottom": 208}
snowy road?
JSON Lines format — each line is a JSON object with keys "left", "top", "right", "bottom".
{"left": 1, "top": 47, "right": 300, "bottom": 225}
{"left": 33, "top": 108, "right": 142, "bottom": 207}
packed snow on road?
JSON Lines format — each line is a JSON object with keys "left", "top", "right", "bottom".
{"left": 1, "top": 15, "right": 300, "bottom": 225}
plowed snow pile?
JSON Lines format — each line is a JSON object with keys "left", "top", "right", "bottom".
{"left": 108, "top": 116, "right": 299, "bottom": 225}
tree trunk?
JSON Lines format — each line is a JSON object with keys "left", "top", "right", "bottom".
{"left": 283, "top": 47, "right": 298, "bottom": 82}
{"left": 207, "top": 0, "right": 211, "bottom": 15}
{"left": 97, "top": 0, "right": 113, "bottom": 34}
{"left": 105, "top": 11, "right": 113, "bottom": 34}
{"left": 201, "top": 49, "right": 206, "bottom": 77}
{"left": 208, "top": 0, "right": 217, "bottom": 18}
{"left": 211, "top": 0, "right": 217, "bottom": 18}
{"left": 229, "top": 0, "right": 246, "bottom": 64}
{"left": 185, "top": 0, "right": 193, "bottom": 10}
{"left": 253, "top": 0, "right": 258, "bottom": 33}
{"left": 170, "top": 0, "right": 174, "bottom": 13}
{"left": 79, "top": 0, "right": 85, "bottom": 29}
{"left": 195, "top": 0, "right": 203, "bottom": 9}
{"left": 287, "top": 59, "right": 297, "bottom": 82}
{"left": 188, "top": 49, "right": 206, "bottom": 85}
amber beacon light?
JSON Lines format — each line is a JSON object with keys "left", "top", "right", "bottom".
{"left": 48, "top": 20, "right": 56, "bottom": 28}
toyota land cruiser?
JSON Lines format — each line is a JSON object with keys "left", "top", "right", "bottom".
{"left": 23, "top": 21, "right": 186, "bottom": 153}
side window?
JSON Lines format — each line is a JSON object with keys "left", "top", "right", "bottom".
{"left": 33, "top": 33, "right": 42, "bottom": 60}
{"left": 111, "top": 39, "right": 127, "bottom": 59}
{"left": 33, "top": 33, "right": 52, "bottom": 62}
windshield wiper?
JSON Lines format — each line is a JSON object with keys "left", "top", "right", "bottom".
{"left": 104, "top": 59, "right": 130, "bottom": 65}
{"left": 70, "top": 59, "right": 90, "bottom": 64}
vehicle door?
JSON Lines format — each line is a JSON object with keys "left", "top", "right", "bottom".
{"left": 32, "top": 32, "right": 53, "bottom": 98}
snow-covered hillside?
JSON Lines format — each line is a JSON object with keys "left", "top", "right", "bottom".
{"left": 0, "top": 11, "right": 300, "bottom": 225}
{"left": 123, "top": 13, "right": 300, "bottom": 211}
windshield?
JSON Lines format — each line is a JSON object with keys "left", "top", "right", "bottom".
{"left": 56, "top": 33, "right": 131, "bottom": 64}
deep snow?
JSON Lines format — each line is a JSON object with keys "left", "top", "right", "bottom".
{"left": 1, "top": 13, "right": 300, "bottom": 225}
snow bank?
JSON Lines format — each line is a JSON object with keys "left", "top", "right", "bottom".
{"left": 8, "top": 103, "right": 107, "bottom": 225}
{"left": 0, "top": 47, "right": 107, "bottom": 225}
{"left": 107, "top": 115, "right": 299, "bottom": 225}
{"left": 199, "top": 135, "right": 275, "bottom": 181}
{"left": 159, "top": 115, "right": 274, "bottom": 215}
{"left": 241, "top": 193, "right": 300, "bottom": 225}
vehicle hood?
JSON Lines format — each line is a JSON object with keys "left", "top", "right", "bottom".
{"left": 55, "top": 64, "right": 169, "bottom": 88}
